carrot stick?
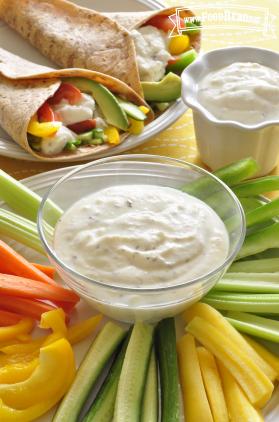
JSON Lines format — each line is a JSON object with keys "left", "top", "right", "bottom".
{"left": 0, "top": 297, "right": 56, "bottom": 321}
{"left": 0, "top": 240, "right": 57, "bottom": 286}
{"left": 0, "top": 310, "right": 22, "bottom": 326}
{"left": 32, "top": 263, "right": 55, "bottom": 279}
{"left": 0, "top": 273, "right": 79, "bottom": 303}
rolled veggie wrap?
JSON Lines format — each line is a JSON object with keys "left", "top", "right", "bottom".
{"left": 0, "top": 0, "right": 142, "bottom": 95}
{"left": 0, "top": 48, "right": 152, "bottom": 161}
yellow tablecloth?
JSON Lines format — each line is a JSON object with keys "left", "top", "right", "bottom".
{"left": 0, "top": 0, "right": 279, "bottom": 181}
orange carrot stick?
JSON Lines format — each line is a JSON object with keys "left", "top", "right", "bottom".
{"left": 0, "top": 297, "right": 57, "bottom": 321}
{"left": 0, "top": 274, "right": 79, "bottom": 303}
{"left": 32, "top": 263, "right": 55, "bottom": 279}
{"left": 0, "top": 240, "right": 57, "bottom": 286}
{"left": 0, "top": 310, "right": 22, "bottom": 326}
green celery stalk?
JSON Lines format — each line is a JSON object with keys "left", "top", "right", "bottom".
{"left": 239, "top": 197, "right": 265, "bottom": 213}
{"left": 225, "top": 311, "right": 279, "bottom": 343}
{"left": 0, "top": 210, "right": 44, "bottom": 254}
{"left": 0, "top": 169, "right": 62, "bottom": 225}
{"left": 203, "top": 292, "right": 279, "bottom": 313}
{"left": 213, "top": 273, "right": 279, "bottom": 293}
{"left": 233, "top": 176, "right": 279, "bottom": 197}
{"left": 181, "top": 158, "right": 259, "bottom": 199}
{"left": 228, "top": 258, "right": 279, "bottom": 273}
{"left": 237, "top": 222, "right": 279, "bottom": 259}
{"left": 245, "top": 198, "right": 279, "bottom": 227}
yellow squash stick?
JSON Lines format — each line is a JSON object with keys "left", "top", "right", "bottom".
{"left": 177, "top": 334, "right": 213, "bottom": 422}
{"left": 243, "top": 334, "right": 279, "bottom": 380}
{"left": 218, "top": 360, "right": 264, "bottom": 422}
{"left": 197, "top": 347, "right": 229, "bottom": 422}
{"left": 183, "top": 303, "right": 277, "bottom": 381}
{"left": 186, "top": 317, "right": 274, "bottom": 407}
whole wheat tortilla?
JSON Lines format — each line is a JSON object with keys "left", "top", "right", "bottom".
{"left": 107, "top": 7, "right": 201, "bottom": 53}
{"left": 0, "top": 0, "right": 142, "bottom": 95}
{"left": 0, "top": 48, "right": 152, "bottom": 162}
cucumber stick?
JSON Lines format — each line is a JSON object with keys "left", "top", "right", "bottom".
{"left": 113, "top": 322, "right": 154, "bottom": 422}
{"left": 142, "top": 347, "right": 158, "bottom": 422}
{"left": 156, "top": 318, "right": 180, "bottom": 422}
{"left": 53, "top": 322, "right": 126, "bottom": 422}
{"left": 83, "top": 334, "right": 129, "bottom": 422}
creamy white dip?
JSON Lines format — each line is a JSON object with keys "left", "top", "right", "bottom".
{"left": 131, "top": 26, "right": 172, "bottom": 82}
{"left": 198, "top": 62, "right": 279, "bottom": 125}
{"left": 54, "top": 185, "right": 229, "bottom": 288}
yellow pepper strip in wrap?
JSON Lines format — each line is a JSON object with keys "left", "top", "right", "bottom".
{"left": 0, "top": 338, "right": 75, "bottom": 409}
{"left": 27, "top": 115, "right": 61, "bottom": 137}
{"left": 0, "top": 359, "right": 38, "bottom": 383}
{"left": 0, "top": 318, "right": 34, "bottom": 342}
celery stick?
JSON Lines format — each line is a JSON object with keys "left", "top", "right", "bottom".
{"left": 226, "top": 312, "right": 279, "bottom": 343}
{"left": 181, "top": 158, "right": 259, "bottom": 199}
{"left": 203, "top": 293, "right": 279, "bottom": 313}
{"left": 239, "top": 197, "right": 265, "bottom": 213}
{"left": 223, "top": 272, "right": 279, "bottom": 280}
{"left": 0, "top": 169, "right": 62, "bottom": 225}
{"left": 233, "top": 176, "right": 279, "bottom": 197}
{"left": 237, "top": 222, "right": 279, "bottom": 259}
{"left": 214, "top": 274, "right": 279, "bottom": 293}
{"left": 228, "top": 258, "right": 279, "bottom": 273}
{"left": 245, "top": 198, "right": 279, "bottom": 227}
{"left": 0, "top": 212, "right": 44, "bottom": 254}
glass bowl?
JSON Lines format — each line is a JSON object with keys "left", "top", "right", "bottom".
{"left": 38, "top": 154, "right": 245, "bottom": 323}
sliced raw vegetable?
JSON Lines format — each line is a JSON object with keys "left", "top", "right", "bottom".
{"left": 67, "top": 314, "right": 103, "bottom": 345}
{"left": 214, "top": 272, "right": 279, "bottom": 293}
{"left": 49, "top": 83, "right": 82, "bottom": 105}
{"left": 197, "top": 347, "right": 229, "bottom": 422}
{"left": 181, "top": 157, "right": 259, "bottom": 198}
{"left": 0, "top": 240, "right": 57, "bottom": 286}
{"left": 229, "top": 258, "right": 279, "bottom": 273}
{"left": 239, "top": 197, "right": 264, "bottom": 212}
{"left": 233, "top": 175, "right": 279, "bottom": 197}
{"left": 166, "top": 49, "right": 197, "bottom": 74}
{"left": 177, "top": 334, "right": 213, "bottom": 422}
{"left": 245, "top": 198, "right": 279, "bottom": 227}
{"left": 83, "top": 334, "right": 129, "bottom": 422}
{"left": 0, "top": 310, "right": 22, "bottom": 326}
{"left": 68, "top": 119, "right": 96, "bottom": 134}
{"left": 0, "top": 318, "right": 34, "bottom": 342}
{"left": 27, "top": 117, "right": 61, "bottom": 137}
{"left": 0, "top": 296, "right": 57, "bottom": 321}
{"left": 117, "top": 98, "right": 147, "bottom": 121}
{"left": 31, "top": 263, "right": 55, "bottom": 279}
{"left": 114, "top": 322, "right": 154, "bottom": 422}
{"left": 186, "top": 316, "right": 274, "bottom": 407}
{"left": 218, "top": 361, "right": 263, "bottom": 422}
{"left": 0, "top": 209, "right": 43, "bottom": 254}
{"left": 53, "top": 322, "right": 126, "bottom": 422}
{"left": 168, "top": 34, "right": 190, "bottom": 55}
{"left": 243, "top": 335, "right": 279, "bottom": 379}
{"left": 237, "top": 222, "right": 279, "bottom": 259}
{"left": 183, "top": 302, "right": 276, "bottom": 381}
{"left": 0, "top": 358, "right": 38, "bottom": 384}
{"left": 204, "top": 291, "right": 279, "bottom": 314}
{"left": 0, "top": 169, "right": 62, "bottom": 225}
{"left": 156, "top": 318, "right": 180, "bottom": 422}
{"left": 225, "top": 311, "right": 279, "bottom": 343}
{"left": 142, "top": 347, "right": 158, "bottom": 422}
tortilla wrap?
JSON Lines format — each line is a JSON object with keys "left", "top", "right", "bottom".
{"left": 106, "top": 7, "right": 201, "bottom": 53}
{"left": 0, "top": 0, "right": 142, "bottom": 95}
{"left": 0, "top": 48, "right": 152, "bottom": 162}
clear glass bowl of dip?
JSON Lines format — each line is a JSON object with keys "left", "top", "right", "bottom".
{"left": 181, "top": 47, "right": 279, "bottom": 176}
{"left": 38, "top": 154, "right": 245, "bottom": 323}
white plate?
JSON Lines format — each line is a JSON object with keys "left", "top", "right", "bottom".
{"left": 0, "top": 166, "right": 278, "bottom": 421}
{"left": 0, "top": 0, "right": 187, "bottom": 162}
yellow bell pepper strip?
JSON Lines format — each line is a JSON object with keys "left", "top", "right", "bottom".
{"left": 104, "top": 126, "right": 120, "bottom": 145}
{"left": 67, "top": 314, "right": 103, "bottom": 344}
{"left": 39, "top": 308, "right": 67, "bottom": 336}
{"left": 128, "top": 118, "right": 144, "bottom": 135}
{"left": 168, "top": 34, "right": 190, "bottom": 55}
{"left": 0, "top": 354, "right": 75, "bottom": 422}
{"left": 138, "top": 105, "right": 150, "bottom": 115}
{"left": 0, "top": 338, "right": 75, "bottom": 409}
{"left": 27, "top": 115, "right": 61, "bottom": 137}
{"left": 0, "top": 318, "right": 34, "bottom": 342}
{"left": 0, "top": 359, "right": 38, "bottom": 383}
{"left": 0, "top": 352, "right": 38, "bottom": 367}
